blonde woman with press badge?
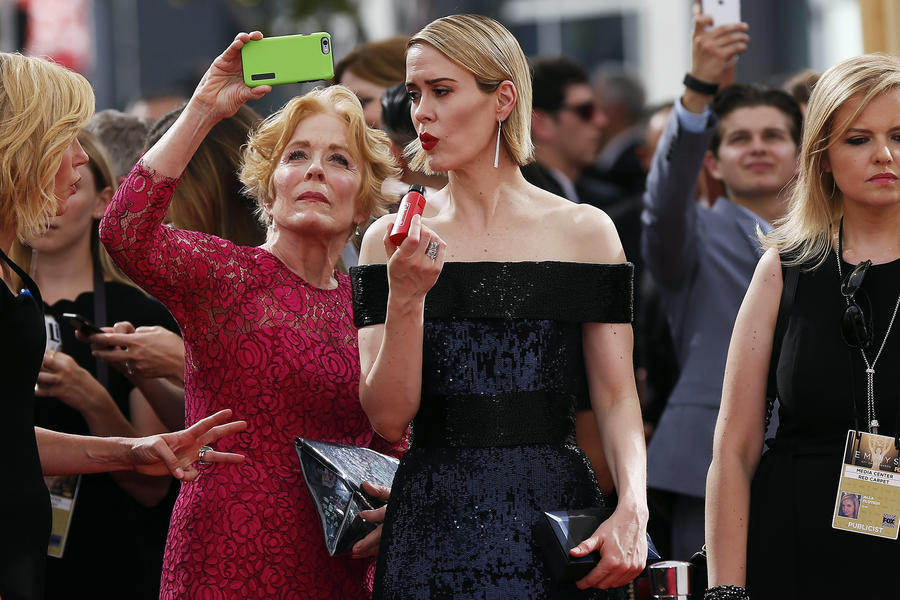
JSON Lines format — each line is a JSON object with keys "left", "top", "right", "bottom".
{"left": 706, "top": 53, "right": 900, "bottom": 600}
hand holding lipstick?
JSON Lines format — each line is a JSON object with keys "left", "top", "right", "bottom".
{"left": 389, "top": 185, "right": 427, "bottom": 245}
{"left": 383, "top": 212, "right": 446, "bottom": 302}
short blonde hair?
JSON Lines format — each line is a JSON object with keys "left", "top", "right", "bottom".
{"left": 10, "top": 129, "right": 134, "bottom": 291}
{"left": 764, "top": 53, "right": 900, "bottom": 268}
{"left": 240, "top": 85, "right": 398, "bottom": 227}
{"left": 405, "top": 14, "right": 534, "bottom": 174}
{"left": 0, "top": 53, "right": 94, "bottom": 242}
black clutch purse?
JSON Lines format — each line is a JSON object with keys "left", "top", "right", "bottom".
{"left": 294, "top": 437, "right": 399, "bottom": 556}
{"left": 535, "top": 507, "right": 661, "bottom": 581}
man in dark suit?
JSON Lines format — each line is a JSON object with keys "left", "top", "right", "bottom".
{"left": 591, "top": 65, "right": 647, "bottom": 196}
{"left": 642, "top": 14, "right": 803, "bottom": 559}
{"left": 524, "top": 57, "right": 643, "bottom": 271}
{"left": 524, "top": 57, "right": 620, "bottom": 208}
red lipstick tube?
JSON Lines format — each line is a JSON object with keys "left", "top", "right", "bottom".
{"left": 389, "top": 184, "right": 427, "bottom": 246}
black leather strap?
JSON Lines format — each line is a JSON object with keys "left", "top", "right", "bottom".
{"left": 766, "top": 264, "right": 799, "bottom": 431}
{"left": 92, "top": 262, "right": 108, "bottom": 389}
{"left": 683, "top": 73, "right": 719, "bottom": 95}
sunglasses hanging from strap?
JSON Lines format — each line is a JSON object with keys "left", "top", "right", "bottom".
{"left": 835, "top": 219, "right": 900, "bottom": 437}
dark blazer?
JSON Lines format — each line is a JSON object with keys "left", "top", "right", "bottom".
{"left": 591, "top": 135, "right": 646, "bottom": 196}
{"left": 642, "top": 109, "right": 770, "bottom": 498}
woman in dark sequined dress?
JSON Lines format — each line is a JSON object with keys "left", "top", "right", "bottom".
{"left": 353, "top": 14, "right": 648, "bottom": 599}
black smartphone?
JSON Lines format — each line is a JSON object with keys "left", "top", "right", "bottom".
{"left": 61, "top": 312, "right": 104, "bottom": 335}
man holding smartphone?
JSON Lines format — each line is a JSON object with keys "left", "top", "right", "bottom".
{"left": 641, "top": 9, "right": 803, "bottom": 558}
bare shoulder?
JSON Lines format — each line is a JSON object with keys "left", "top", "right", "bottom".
{"left": 744, "top": 247, "right": 784, "bottom": 317}
{"left": 542, "top": 198, "right": 625, "bottom": 264}
{"left": 359, "top": 214, "right": 394, "bottom": 265}
{"left": 756, "top": 247, "right": 784, "bottom": 281}
{"left": 747, "top": 247, "right": 784, "bottom": 298}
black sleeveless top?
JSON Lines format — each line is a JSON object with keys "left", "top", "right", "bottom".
{"left": 749, "top": 252, "right": 900, "bottom": 599}
{"left": 0, "top": 248, "right": 51, "bottom": 600}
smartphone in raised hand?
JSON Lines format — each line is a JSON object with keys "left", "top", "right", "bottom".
{"left": 702, "top": 0, "right": 741, "bottom": 26}
{"left": 241, "top": 33, "right": 334, "bottom": 87}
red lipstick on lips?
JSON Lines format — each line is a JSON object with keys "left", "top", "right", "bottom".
{"left": 420, "top": 132, "right": 438, "bottom": 151}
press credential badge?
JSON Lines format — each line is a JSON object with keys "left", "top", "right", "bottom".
{"left": 833, "top": 430, "right": 900, "bottom": 539}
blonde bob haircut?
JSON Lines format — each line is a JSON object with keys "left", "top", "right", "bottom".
{"left": 240, "top": 85, "right": 398, "bottom": 228}
{"left": 0, "top": 53, "right": 94, "bottom": 242}
{"left": 405, "top": 14, "right": 535, "bottom": 174}
{"left": 10, "top": 129, "right": 134, "bottom": 290}
{"left": 764, "top": 53, "right": 900, "bottom": 268}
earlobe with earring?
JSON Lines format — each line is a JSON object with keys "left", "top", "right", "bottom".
{"left": 493, "top": 118, "right": 502, "bottom": 169}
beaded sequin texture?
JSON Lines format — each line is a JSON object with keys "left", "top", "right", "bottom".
{"left": 353, "top": 263, "right": 631, "bottom": 599}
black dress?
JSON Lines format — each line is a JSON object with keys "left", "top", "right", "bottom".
{"left": 0, "top": 249, "right": 50, "bottom": 600}
{"left": 36, "top": 282, "right": 179, "bottom": 600}
{"left": 352, "top": 262, "right": 633, "bottom": 600}
{"left": 748, "top": 253, "right": 900, "bottom": 599}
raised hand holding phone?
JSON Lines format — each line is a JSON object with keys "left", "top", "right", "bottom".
{"left": 191, "top": 31, "right": 272, "bottom": 120}
{"left": 140, "top": 31, "right": 271, "bottom": 179}
{"left": 685, "top": 2, "right": 749, "bottom": 113}
{"left": 701, "top": 0, "right": 741, "bottom": 27}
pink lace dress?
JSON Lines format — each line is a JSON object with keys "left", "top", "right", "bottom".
{"left": 100, "top": 163, "right": 380, "bottom": 599}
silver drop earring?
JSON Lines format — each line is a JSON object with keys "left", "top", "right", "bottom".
{"left": 493, "top": 119, "right": 502, "bottom": 169}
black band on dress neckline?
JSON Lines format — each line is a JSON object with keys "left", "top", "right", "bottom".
{"left": 350, "top": 261, "right": 633, "bottom": 327}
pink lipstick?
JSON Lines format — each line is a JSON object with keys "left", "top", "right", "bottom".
{"left": 868, "top": 172, "right": 898, "bottom": 184}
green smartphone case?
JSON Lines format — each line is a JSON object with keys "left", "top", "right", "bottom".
{"left": 241, "top": 33, "right": 334, "bottom": 87}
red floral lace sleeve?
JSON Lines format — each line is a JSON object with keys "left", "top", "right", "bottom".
{"left": 99, "top": 162, "right": 249, "bottom": 327}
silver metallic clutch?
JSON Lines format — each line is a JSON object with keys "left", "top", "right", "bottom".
{"left": 294, "top": 437, "right": 399, "bottom": 556}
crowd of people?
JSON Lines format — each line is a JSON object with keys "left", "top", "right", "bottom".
{"left": 2, "top": 4, "right": 900, "bottom": 600}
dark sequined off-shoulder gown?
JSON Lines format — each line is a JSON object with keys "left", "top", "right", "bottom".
{"left": 352, "top": 262, "right": 633, "bottom": 599}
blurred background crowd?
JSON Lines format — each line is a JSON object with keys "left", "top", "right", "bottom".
{"left": 0, "top": 0, "right": 888, "bottom": 116}
{"left": 5, "top": 0, "right": 900, "bottom": 598}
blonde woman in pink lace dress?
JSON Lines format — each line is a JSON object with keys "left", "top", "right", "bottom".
{"left": 100, "top": 32, "right": 399, "bottom": 599}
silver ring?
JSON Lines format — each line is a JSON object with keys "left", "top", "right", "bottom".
{"left": 198, "top": 445, "right": 213, "bottom": 466}
{"left": 425, "top": 240, "right": 439, "bottom": 261}
{"left": 125, "top": 360, "right": 134, "bottom": 376}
